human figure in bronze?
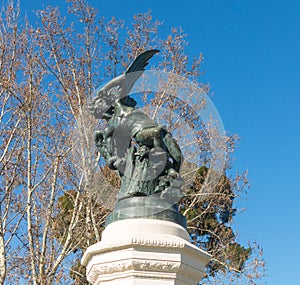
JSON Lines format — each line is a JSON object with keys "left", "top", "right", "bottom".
{"left": 89, "top": 50, "right": 185, "bottom": 226}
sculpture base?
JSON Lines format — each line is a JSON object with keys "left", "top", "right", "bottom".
{"left": 81, "top": 219, "right": 211, "bottom": 285}
{"left": 105, "top": 196, "right": 186, "bottom": 228}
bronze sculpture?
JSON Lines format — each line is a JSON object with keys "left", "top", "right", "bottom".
{"left": 89, "top": 50, "right": 186, "bottom": 227}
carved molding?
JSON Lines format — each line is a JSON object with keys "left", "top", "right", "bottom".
{"left": 88, "top": 259, "right": 180, "bottom": 283}
{"left": 83, "top": 235, "right": 209, "bottom": 266}
{"left": 104, "top": 235, "right": 185, "bottom": 248}
{"left": 87, "top": 258, "right": 205, "bottom": 284}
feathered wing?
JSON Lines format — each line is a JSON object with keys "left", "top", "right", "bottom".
{"left": 123, "top": 49, "right": 160, "bottom": 94}
{"left": 89, "top": 49, "right": 159, "bottom": 118}
{"left": 125, "top": 49, "right": 160, "bottom": 74}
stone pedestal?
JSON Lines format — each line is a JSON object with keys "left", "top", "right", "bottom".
{"left": 81, "top": 219, "right": 211, "bottom": 285}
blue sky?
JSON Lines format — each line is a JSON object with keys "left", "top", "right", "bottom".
{"left": 20, "top": 1, "right": 300, "bottom": 284}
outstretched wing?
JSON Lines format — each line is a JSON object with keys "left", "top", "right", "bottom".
{"left": 90, "top": 50, "right": 159, "bottom": 118}
{"left": 125, "top": 49, "right": 160, "bottom": 74}
{"left": 123, "top": 49, "right": 159, "bottom": 95}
